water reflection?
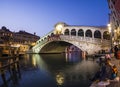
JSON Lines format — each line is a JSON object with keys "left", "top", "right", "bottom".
{"left": 65, "top": 51, "right": 82, "bottom": 62}
{"left": 18, "top": 52, "right": 99, "bottom": 87}
{"left": 32, "top": 54, "right": 48, "bottom": 71}
{"left": 56, "top": 72, "right": 65, "bottom": 86}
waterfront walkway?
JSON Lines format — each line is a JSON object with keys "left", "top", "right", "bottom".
{"left": 90, "top": 57, "right": 120, "bottom": 87}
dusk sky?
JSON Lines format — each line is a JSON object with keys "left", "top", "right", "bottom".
{"left": 0, "top": 0, "right": 109, "bottom": 37}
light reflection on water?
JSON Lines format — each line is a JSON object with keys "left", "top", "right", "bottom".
{"left": 18, "top": 52, "right": 99, "bottom": 87}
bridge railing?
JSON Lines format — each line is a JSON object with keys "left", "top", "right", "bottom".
{"left": 33, "top": 34, "right": 110, "bottom": 52}
{"left": 36, "top": 30, "right": 54, "bottom": 44}
{"left": 33, "top": 30, "right": 54, "bottom": 49}
{"left": 60, "top": 35, "right": 110, "bottom": 45}
{"left": 60, "top": 35, "right": 92, "bottom": 42}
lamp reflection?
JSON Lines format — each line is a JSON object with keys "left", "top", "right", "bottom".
{"left": 32, "top": 56, "right": 37, "bottom": 67}
{"left": 56, "top": 72, "right": 65, "bottom": 86}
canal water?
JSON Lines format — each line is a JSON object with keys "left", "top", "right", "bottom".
{"left": 8, "top": 52, "right": 99, "bottom": 87}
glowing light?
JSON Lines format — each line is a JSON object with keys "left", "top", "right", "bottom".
{"left": 32, "top": 57, "right": 36, "bottom": 67}
{"left": 56, "top": 24, "right": 63, "bottom": 34}
{"left": 56, "top": 72, "right": 64, "bottom": 85}
{"left": 31, "top": 42, "right": 36, "bottom": 46}
{"left": 11, "top": 44, "right": 20, "bottom": 47}
{"left": 56, "top": 24, "right": 63, "bottom": 31}
{"left": 107, "top": 24, "right": 111, "bottom": 33}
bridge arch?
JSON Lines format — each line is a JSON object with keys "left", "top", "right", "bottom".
{"left": 78, "top": 29, "right": 84, "bottom": 36}
{"left": 64, "top": 29, "right": 69, "bottom": 35}
{"left": 71, "top": 29, "right": 76, "bottom": 36}
{"left": 94, "top": 30, "right": 101, "bottom": 39}
{"left": 39, "top": 40, "right": 85, "bottom": 53}
{"left": 85, "top": 29, "right": 92, "bottom": 37}
{"left": 103, "top": 31, "right": 110, "bottom": 40}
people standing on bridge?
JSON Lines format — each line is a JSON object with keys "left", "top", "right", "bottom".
{"left": 114, "top": 45, "right": 119, "bottom": 59}
{"left": 56, "top": 34, "right": 61, "bottom": 40}
{"left": 51, "top": 33, "right": 55, "bottom": 40}
{"left": 47, "top": 35, "right": 51, "bottom": 41}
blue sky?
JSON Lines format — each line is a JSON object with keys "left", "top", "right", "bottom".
{"left": 0, "top": 0, "right": 109, "bottom": 37}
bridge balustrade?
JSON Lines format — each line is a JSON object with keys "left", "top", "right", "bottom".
{"left": 60, "top": 35, "right": 105, "bottom": 44}
{"left": 33, "top": 34, "right": 110, "bottom": 53}
{"left": 34, "top": 34, "right": 110, "bottom": 48}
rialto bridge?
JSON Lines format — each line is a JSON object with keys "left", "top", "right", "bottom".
{"left": 32, "top": 22, "right": 111, "bottom": 55}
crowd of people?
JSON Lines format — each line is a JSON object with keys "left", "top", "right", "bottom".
{"left": 90, "top": 51, "right": 120, "bottom": 86}
{"left": 47, "top": 34, "right": 61, "bottom": 41}
{"left": 91, "top": 58, "right": 118, "bottom": 81}
{"left": 114, "top": 45, "right": 119, "bottom": 59}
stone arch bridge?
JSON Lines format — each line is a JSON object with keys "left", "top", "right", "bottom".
{"left": 32, "top": 22, "right": 111, "bottom": 55}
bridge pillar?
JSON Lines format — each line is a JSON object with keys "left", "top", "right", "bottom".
{"left": 82, "top": 51, "right": 86, "bottom": 59}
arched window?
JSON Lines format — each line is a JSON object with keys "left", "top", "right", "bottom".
{"left": 64, "top": 29, "right": 69, "bottom": 35}
{"left": 103, "top": 31, "right": 110, "bottom": 40}
{"left": 71, "top": 29, "right": 76, "bottom": 36}
{"left": 94, "top": 30, "right": 101, "bottom": 39}
{"left": 78, "top": 29, "right": 84, "bottom": 36}
{"left": 51, "top": 33, "right": 54, "bottom": 37}
{"left": 85, "top": 29, "right": 92, "bottom": 37}
{"left": 44, "top": 37, "right": 47, "bottom": 40}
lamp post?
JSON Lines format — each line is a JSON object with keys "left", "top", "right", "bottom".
{"left": 56, "top": 24, "right": 63, "bottom": 35}
{"left": 108, "top": 24, "right": 113, "bottom": 52}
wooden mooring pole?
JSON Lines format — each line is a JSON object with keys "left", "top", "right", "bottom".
{"left": 0, "top": 70, "right": 8, "bottom": 87}
{"left": 0, "top": 56, "right": 21, "bottom": 87}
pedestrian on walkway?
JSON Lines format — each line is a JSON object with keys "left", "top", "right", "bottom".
{"left": 96, "top": 59, "right": 113, "bottom": 81}
{"left": 111, "top": 65, "right": 118, "bottom": 79}
{"left": 114, "top": 45, "right": 119, "bottom": 59}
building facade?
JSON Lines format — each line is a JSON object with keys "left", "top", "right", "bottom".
{"left": 0, "top": 26, "right": 40, "bottom": 56}
{"left": 107, "top": 0, "right": 120, "bottom": 45}
{"left": 14, "top": 30, "right": 40, "bottom": 44}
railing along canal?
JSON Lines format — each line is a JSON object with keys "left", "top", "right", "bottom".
{"left": 0, "top": 55, "right": 21, "bottom": 87}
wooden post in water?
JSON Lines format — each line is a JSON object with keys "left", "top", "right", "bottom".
{"left": 16, "top": 60, "right": 21, "bottom": 79}
{"left": 12, "top": 56, "right": 18, "bottom": 84}
{"left": 16, "top": 51, "right": 21, "bottom": 79}
{"left": 0, "top": 70, "right": 8, "bottom": 87}
{"left": 0, "top": 55, "right": 21, "bottom": 86}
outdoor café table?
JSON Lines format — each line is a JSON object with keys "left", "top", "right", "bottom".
{"left": 97, "top": 81, "right": 110, "bottom": 87}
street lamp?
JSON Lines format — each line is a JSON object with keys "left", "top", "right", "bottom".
{"left": 107, "top": 24, "right": 113, "bottom": 51}
{"left": 56, "top": 24, "right": 63, "bottom": 35}
{"left": 108, "top": 24, "right": 111, "bottom": 33}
